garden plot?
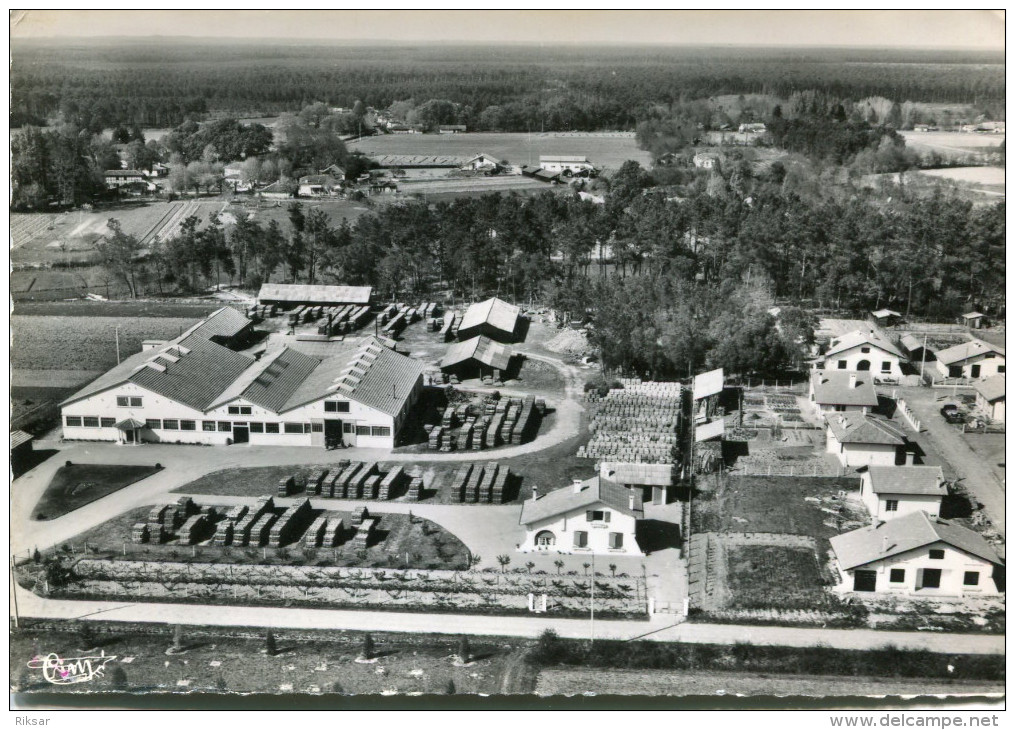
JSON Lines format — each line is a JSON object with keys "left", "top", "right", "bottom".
{"left": 688, "top": 475, "right": 870, "bottom": 626}
{"left": 26, "top": 503, "right": 646, "bottom": 618}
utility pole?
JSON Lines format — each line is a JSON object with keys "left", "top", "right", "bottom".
{"left": 590, "top": 551, "right": 595, "bottom": 647}
{"left": 920, "top": 332, "right": 928, "bottom": 381}
{"left": 115, "top": 325, "right": 121, "bottom": 364}
{"left": 10, "top": 555, "right": 20, "bottom": 628}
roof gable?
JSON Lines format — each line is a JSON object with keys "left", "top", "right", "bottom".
{"left": 825, "top": 412, "right": 907, "bottom": 445}
{"left": 824, "top": 329, "right": 904, "bottom": 359}
{"left": 865, "top": 465, "right": 945, "bottom": 496}
{"left": 188, "top": 307, "right": 250, "bottom": 341}
{"left": 257, "top": 283, "right": 372, "bottom": 305}
{"left": 441, "top": 335, "right": 512, "bottom": 371}
{"left": 459, "top": 297, "right": 520, "bottom": 335}
{"left": 975, "top": 374, "right": 1005, "bottom": 403}
{"left": 831, "top": 511, "right": 1002, "bottom": 570}
{"left": 936, "top": 339, "right": 1005, "bottom": 366}
{"left": 519, "top": 476, "right": 643, "bottom": 525}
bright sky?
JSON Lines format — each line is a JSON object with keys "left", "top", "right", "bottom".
{"left": 9, "top": 9, "right": 1005, "bottom": 49}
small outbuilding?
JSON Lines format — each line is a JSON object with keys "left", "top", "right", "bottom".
{"left": 440, "top": 336, "right": 512, "bottom": 380}
{"left": 10, "top": 430, "right": 34, "bottom": 475}
{"left": 457, "top": 297, "right": 524, "bottom": 343}
{"left": 961, "top": 312, "right": 986, "bottom": 329}
{"left": 257, "top": 283, "right": 373, "bottom": 309}
{"left": 870, "top": 309, "right": 902, "bottom": 327}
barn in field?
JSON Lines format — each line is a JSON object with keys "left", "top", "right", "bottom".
{"left": 457, "top": 297, "right": 524, "bottom": 343}
{"left": 257, "top": 283, "right": 373, "bottom": 309}
{"left": 440, "top": 336, "right": 513, "bottom": 380}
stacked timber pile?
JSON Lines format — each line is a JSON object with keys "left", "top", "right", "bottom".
{"left": 578, "top": 379, "right": 682, "bottom": 464}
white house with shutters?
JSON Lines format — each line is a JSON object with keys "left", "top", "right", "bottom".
{"left": 858, "top": 465, "right": 946, "bottom": 522}
{"left": 825, "top": 412, "right": 910, "bottom": 468}
{"left": 60, "top": 314, "right": 424, "bottom": 450}
{"left": 934, "top": 339, "right": 1006, "bottom": 381}
{"left": 819, "top": 329, "right": 906, "bottom": 378}
{"left": 829, "top": 511, "right": 1003, "bottom": 597}
{"left": 518, "top": 476, "right": 644, "bottom": 556}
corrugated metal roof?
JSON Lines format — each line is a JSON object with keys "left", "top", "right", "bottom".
{"left": 458, "top": 297, "right": 520, "bottom": 336}
{"left": 10, "top": 430, "right": 33, "bottom": 450}
{"left": 520, "top": 476, "right": 643, "bottom": 525}
{"left": 61, "top": 330, "right": 254, "bottom": 410}
{"left": 441, "top": 336, "right": 512, "bottom": 371}
{"left": 283, "top": 336, "right": 425, "bottom": 417}
{"left": 975, "top": 373, "right": 1005, "bottom": 403}
{"left": 900, "top": 334, "right": 923, "bottom": 351}
{"left": 188, "top": 307, "right": 251, "bottom": 341}
{"left": 865, "top": 465, "right": 945, "bottom": 496}
{"left": 824, "top": 329, "right": 905, "bottom": 359}
{"left": 830, "top": 511, "right": 1001, "bottom": 571}
{"left": 811, "top": 371, "right": 879, "bottom": 407}
{"left": 128, "top": 334, "right": 255, "bottom": 411}
{"left": 936, "top": 339, "right": 1005, "bottom": 366}
{"left": 257, "top": 283, "right": 372, "bottom": 305}
{"left": 825, "top": 412, "right": 907, "bottom": 446}
{"left": 240, "top": 348, "right": 321, "bottom": 413}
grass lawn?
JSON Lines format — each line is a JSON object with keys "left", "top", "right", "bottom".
{"left": 31, "top": 463, "right": 162, "bottom": 521}
{"left": 693, "top": 475, "right": 865, "bottom": 537}
{"left": 726, "top": 545, "right": 833, "bottom": 611}
{"left": 11, "top": 623, "right": 520, "bottom": 696}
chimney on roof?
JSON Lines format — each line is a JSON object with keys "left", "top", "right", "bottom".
{"left": 905, "top": 451, "right": 915, "bottom": 466}
{"left": 573, "top": 479, "right": 584, "bottom": 493}
{"left": 531, "top": 485, "right": 539, "bottom": 501}
{"left": 849, "top": 372, "right": 858, "bottom": 389}
{"left": 882, "top": 535, "right": 888, "bottom": 554}
{"left": 629, "top": 492, "right": 636, "bottom": 511}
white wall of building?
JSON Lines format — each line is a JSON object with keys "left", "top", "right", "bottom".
{"left": 62, "top": 374, "right": 423, "bottom": 450}
{"left": 859, "top": 474, "right": 942, "bottom": 521}
{"left": 826, "top": 429, "right": 900, "bottom": 468}
{"left": 936, "top": 353, "right": 1006, "bottom": 380}
{"left": 519, "top": 504, "right": 642, "bottom": 556}
{"left": 834, "top": 543, "right": 999, "bottom": 597}
{"left": 976, "top": 393, "right": 1005, "bottom": 423}
{"left": 822, "top": 344, "right": 904, "bottom": 377}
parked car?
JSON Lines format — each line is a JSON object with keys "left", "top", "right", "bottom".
{"left": 940, "top": 404, "right": 964, "bottom": 424}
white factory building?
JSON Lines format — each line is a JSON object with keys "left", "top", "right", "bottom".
{"left": 60, "top": 314, "right": 424, "bottom": 450}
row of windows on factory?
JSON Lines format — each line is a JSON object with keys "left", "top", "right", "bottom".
{"left": 65, "top": 416, "right": 390, "bottom": 437}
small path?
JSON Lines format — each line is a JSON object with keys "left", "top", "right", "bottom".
{"left": 11, "top": 585, "right": 1004, "bottom": 654}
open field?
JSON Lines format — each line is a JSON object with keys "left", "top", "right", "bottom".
{"left": 350, "top": 132, "right": 651, "bottom": 170}
{"left": 32, "top": 464, "right": 163, "bottom": 521}
{"left": 13, "top": 300, "right": 226, "bottom": 318}
{"left": 11, "top": 315, "right": 202, "bottom": 372}
{"left": 919, "top": 166, "right": 1005, "bottom": 186}
{"left": 535, "top": 667, "right": 1005, "bottom": 698}
{"left": 11, "top": 622, "right": 516, "bottom": 696}
{"left": 901, "top": 130, "right": 1005, "bottom": 153}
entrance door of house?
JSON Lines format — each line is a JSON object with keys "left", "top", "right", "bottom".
{"left": 123, "top": 429, "right": 136, "bottom": 444}
{"left": 853, "top": 570, "right": 877, "bottom": 592}
{"left": 233, "top": 426, "right": 249, "bottom": 444}
{"left": 325, "top": 419, "right": 343, "bottom": 449}
{"left": 857, "top": 360, "right": 871, "bottom": 371}
{"left": 921, "top": 568, "right": 942, "bottom": 589}
{"left": 971, "top": 364, "right": 981, "bottom": 378}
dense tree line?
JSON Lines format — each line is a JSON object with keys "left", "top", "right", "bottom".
{"left": 11, "top": 42, "right": 1004, "bottom": 132}
{"left": 98, "top": 158, "right": 1003, "bottom": 377}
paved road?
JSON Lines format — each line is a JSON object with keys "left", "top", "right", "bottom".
{"left": 899, "top": 386, "right": 1005, "bottom": 537}
{"left": 11, "top": 585, "right": 1003, "bottom": 654}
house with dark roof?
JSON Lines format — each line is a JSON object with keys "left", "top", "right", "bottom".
{"left": 518, "top": 476, "right": 644, "bottom": 556}
{"left": 60, "top": 309, "right": 423, "bottom": 449}
{"left": 440, "top": 335, "right": 513, "bottom": 380}
{"left": 457, "top": 297, "right": 524, "bottom": 343}
{"left": 975, "top": 374, "right": 1005, "bottom": 423}
{"left": 11, "top": 430, "right": 34, "bottom": 475}
{"left": 819, "top": 329, "right": 906, "bottom": 377}
{"left": 824, "top": 412, "right": 910, "bottom": 468}
{"left": 934, "top": 339, "right": 1005, "bottom": 381}
{"left": 858, "top": 465, "right": 946, "bottom": 522}
{"left": 809, "top": 370, "right": 879, "bottom": 416}
{"left": 829, "top": 511, "right": 1003, "bottom": 596}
